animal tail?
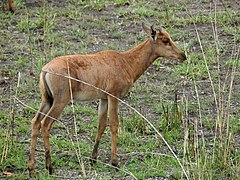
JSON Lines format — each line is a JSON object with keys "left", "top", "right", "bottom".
{"left": 40, "top": 71, "right": 54, "bottom": 106}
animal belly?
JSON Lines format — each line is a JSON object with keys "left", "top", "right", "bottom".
{"left": 73, "top": 90, "right": 106, "bottom": 101}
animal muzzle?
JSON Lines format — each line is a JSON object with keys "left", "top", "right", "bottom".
{"left": 180, "top": 52, "right": 187, "bottom": 62}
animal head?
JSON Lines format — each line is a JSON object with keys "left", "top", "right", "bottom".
{"left": 143, "top": 23, "right": 186, "bottom": 62}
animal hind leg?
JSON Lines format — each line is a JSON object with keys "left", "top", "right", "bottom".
{"left": 41, "top": 101, "right": 67, "bottom": 174}
{"left": 28, "top": 101, "right": 51, "bottom": 176}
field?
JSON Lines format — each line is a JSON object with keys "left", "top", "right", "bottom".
{"left": 0, "top": 0, "right": 240, "bottom": 179}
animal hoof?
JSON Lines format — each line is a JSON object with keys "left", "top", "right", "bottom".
{"left": 90, "top": 158, "right": 97, "bottom": 165}
{"left": 28, "top": 168, "right": 35, "bottom": 177}
{"left": 47, "top": 166, "right": 55, "bottom": 175}
{"left": 111, "top": 160, "right": 119, "bottom": 170}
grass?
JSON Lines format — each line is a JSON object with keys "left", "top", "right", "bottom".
{"left": 0, "top": 0, "right": 240, "bottom": 179}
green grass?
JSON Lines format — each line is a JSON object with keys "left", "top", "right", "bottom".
{"left": 0, "top": 0, "right": 239, "bottom": 179}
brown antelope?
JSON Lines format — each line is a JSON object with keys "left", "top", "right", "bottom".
{"left": 28, "top": 23, "right": 186, "bottom": 175}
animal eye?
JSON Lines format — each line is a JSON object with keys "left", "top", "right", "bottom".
{"left": 162, "top": 38, "right": 170, "bottom": 45}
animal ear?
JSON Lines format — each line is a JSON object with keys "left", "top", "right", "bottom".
{"left": 159, "top": 25, "right": 164, "bottom": 34}
{"left": 150, "top": 26, "right": 157, "bottom": 40}
{"left": 142, "top": 23, "right": 157, "bottom": 41}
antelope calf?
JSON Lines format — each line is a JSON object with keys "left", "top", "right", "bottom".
{"left": 28, "top": 23, "right": 186, "bottom": 175}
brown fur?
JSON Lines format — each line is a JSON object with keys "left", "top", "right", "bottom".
{"left": 7, "top": 0, "right": 15, "bottom": 12}
{"left": 28, "top": 24, "right": 186, "bottom": 175}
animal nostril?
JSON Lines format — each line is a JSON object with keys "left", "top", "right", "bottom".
{"left": 182, "top": 53, "right": 187, "bottom": 60}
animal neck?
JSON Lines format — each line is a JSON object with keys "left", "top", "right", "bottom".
{"left": 123, "top": 39, "right": 159, "bottom": 82}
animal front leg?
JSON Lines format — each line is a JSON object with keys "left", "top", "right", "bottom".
{"left": 92, "top": 99, "right": 108, "bottom": 163}
{"left": 108, "top": 96, "right": 119, "bottom": 167}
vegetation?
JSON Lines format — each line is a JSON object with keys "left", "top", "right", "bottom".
{"left": 0, "top": 0, "right": 239, "bottom": 179}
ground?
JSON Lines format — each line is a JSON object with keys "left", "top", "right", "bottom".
{"left": 0, "top": 0, "right": 240, "bottom": 179}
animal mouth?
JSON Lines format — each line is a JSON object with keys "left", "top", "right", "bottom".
{"left": 178, "top": 52, "right": 187, "bottom": 63}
